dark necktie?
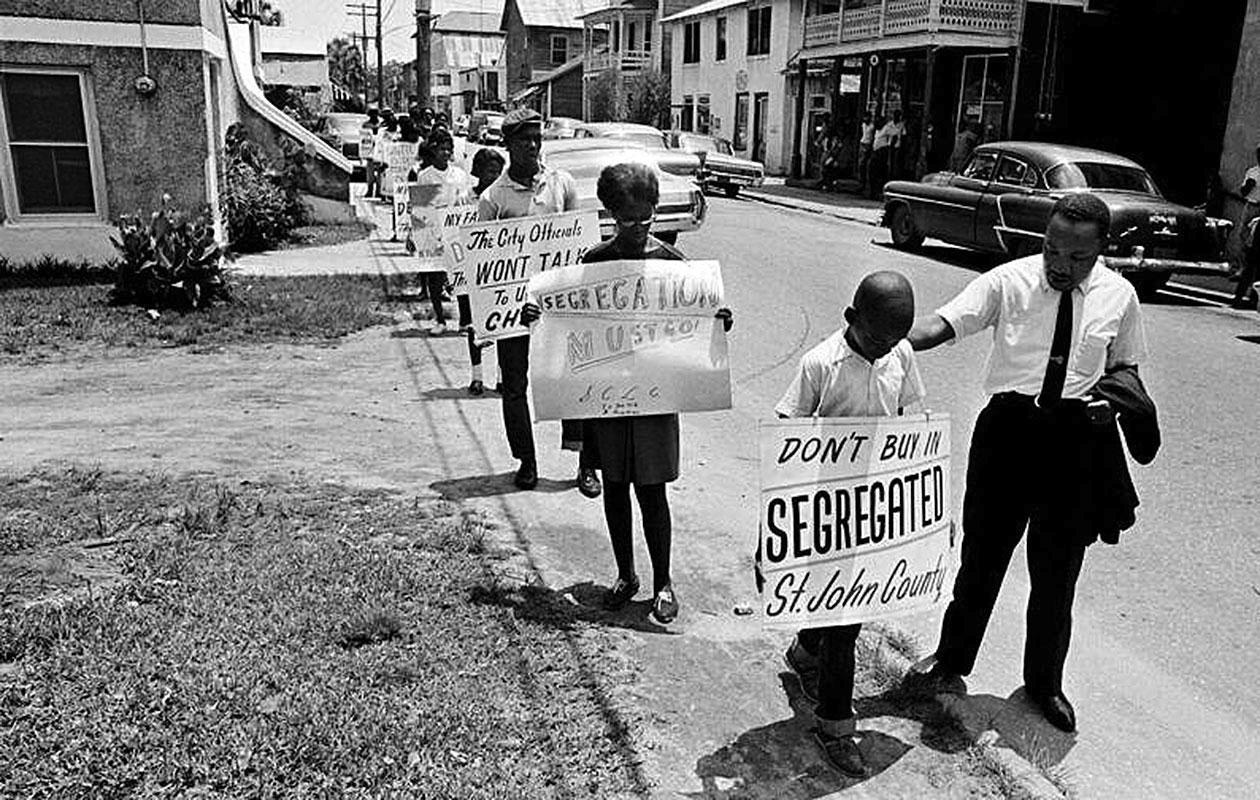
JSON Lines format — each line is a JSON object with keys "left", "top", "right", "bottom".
{"left": 1038, "top": 289, "right": 1073, "bottom": 407}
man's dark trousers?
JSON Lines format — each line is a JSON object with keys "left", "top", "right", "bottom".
{"left": 496, "top": 335, "right": 590, "bottom": 464}
{"left": 935, "top": 394, "right": 1089, "bottom": 696}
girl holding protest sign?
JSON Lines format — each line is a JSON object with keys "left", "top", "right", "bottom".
{"left": 526, "top": 161, "right": 732, "bottom": 624}
{"left": 459, "top": 148, "right": 506, "bottom": 395}
{"left": 772, "top": 271, "right": 925, "bottom": 778}
{"left": 409, "top": 129, "right": 474, "bottom": 336}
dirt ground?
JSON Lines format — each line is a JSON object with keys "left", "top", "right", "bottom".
{"left": 0, "top": 325, "right": 1009, "bottom": 799}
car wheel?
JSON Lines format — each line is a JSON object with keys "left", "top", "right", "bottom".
{"left": 657, "top": 231, "right": 679, "bottom": 245}
{"left": 888, "top": 205, "right": 925, "bottom": 250}
{"left": 1128, "top": 273, "right": 1170, "bottom": 301}
{"left": 724, "top": 185, "right": 740, "bottom": 198}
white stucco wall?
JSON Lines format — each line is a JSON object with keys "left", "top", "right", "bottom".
{"left": 667, "top": 0, "right": 800, "bottom": 175}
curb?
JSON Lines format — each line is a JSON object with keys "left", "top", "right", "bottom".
{"left": 740, "top": 189, "right": 883, "bottom": 229}
{"left": 935, "top": 693, "right": 1068, "bottom": 800}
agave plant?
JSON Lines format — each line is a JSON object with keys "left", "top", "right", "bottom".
{"left": 110, "top": 195, "right": 229, "bottom": 310}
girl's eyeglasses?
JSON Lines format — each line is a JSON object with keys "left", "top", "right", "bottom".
{"left": 615, "top": 214, "right": 655, "bottom": 229}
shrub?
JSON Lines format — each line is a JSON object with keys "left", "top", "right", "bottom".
{"left": 220, "top": 124, "right": 309, "bottom": 252}
{"left": 110, "top": 195, "right": 229, "bottom": 310}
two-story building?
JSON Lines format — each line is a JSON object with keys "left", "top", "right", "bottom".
{"left": 793, "top": 0, "right": 1024, "bottom": 181}
{"left": 501, "top": 0, "right": 599, "bottom": 111}
{"left": 663, "top": 0, "right": 804, "bottom": 174}
{"left": 431, "top": 10, "right": 505, "bottom": 117}
{"left": 0, "top": 0, "right": 350, "bottom": 261}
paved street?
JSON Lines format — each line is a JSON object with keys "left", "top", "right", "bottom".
{"left": 675, "top": 196, "right": 1260, "bottom": 798}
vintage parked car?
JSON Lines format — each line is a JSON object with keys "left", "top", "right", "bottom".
{"left": 453, "top": 114, "right": 470, "bottom": 136}
{"left": 572, "top": 122, "right": 702, "bottom": 181}
{"left": 881, "top": 141, "right": 1232, "bottom": 299}
{"left": 467, "top": 109, "right": 505, "bottom": 146}
{"left": 317, "top": 112, "right": 368, "bottom": 162}
{"left": 541, "top": 138, "right": 707, "bottom": 243}
{"left": 543, "top": 116, "right": 582, "bottom": 140}
{"left": 666, "top": 131, "right": 764, "bottom": 197}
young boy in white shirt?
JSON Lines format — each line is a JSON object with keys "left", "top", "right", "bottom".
{"left": 775, "top": 270, "right": 925, "bottom": 777}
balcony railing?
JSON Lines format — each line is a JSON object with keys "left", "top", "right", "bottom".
{"left": 803, "top": 0, "right": 1018, "bottom": 48}
{"left": 585, "top": 48, "right": 653, "bottom": 74}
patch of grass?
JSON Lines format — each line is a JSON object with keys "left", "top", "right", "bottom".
{"left": 277, "top": 221, "right": 376, "bottom": 250}
{"left": 0, "top": 470, "right": 646, "bottom": 798}
{"left": 0, "top": 274, "right": 408, "bottom": 362}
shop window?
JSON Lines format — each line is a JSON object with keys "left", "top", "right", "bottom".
{"left": 716, "top": 17, "right": 727, "bottom": 61}
{"left": 683, "top": 21, "right": 701, "bottom": 63}
{"left": 0, "top": 68, "right": 101, "bottom": 218}
{"left": 629, "top": 22, "right": 637, "bottom": 50}
{"left": 682, "top": 95, "right": 695, "bottom": 131}
{"left": 733, "top": 92, "right": 749, "bottom": 150}
{"left": 747, "top": 6, "right": 771, "bottom": 56}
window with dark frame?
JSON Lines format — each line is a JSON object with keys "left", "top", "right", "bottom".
{"left": 747, "top": 6, "right": 771, "bottom": 56}
{"left": 550, "top": 34, "right": 568, "bottom": 64}
{"left": 0, "top": 70, "right": 97, "bottom": 216}
{"left": 716, "top": 16, "right": 727, "bottom": 61}
{"left": 733, "top": 92, "right": 749, "bottom": 150}
{"left": 683, "top": 20, "right": 701, "bottom": 64}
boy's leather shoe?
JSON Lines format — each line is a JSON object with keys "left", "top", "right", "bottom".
{"left": 577, "top": 466, "right": 602, "bottom": 498}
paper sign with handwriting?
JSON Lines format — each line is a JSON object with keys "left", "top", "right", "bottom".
{"left": 757, "top": 415, "right": 953, "bottom": 629}
{"left": 449, "top": 210, "right": 600, "bottom": 342}
{"left": 527, "top": 259, "right": 732, "bottom": 420}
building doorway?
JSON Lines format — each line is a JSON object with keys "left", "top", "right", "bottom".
{"left": 752, "top": 92, "right": 768, "bottom": 164}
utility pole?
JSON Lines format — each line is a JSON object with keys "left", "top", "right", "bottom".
{"left": 375, "top": 0, "right": 384, "bottom": 108}
{"left": 415, "top": 0, "right": 432, "bottom": 108}
{"left": 347, "top": 2, "right": 374, "bottom": 102}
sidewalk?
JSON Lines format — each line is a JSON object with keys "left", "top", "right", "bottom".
{"left": 741, "top": 178, "right": 885, "bottom": 228}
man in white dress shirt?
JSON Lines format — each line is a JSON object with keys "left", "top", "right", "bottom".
{"left": 904, "top": 193, "right": 1148, "bottom": 733}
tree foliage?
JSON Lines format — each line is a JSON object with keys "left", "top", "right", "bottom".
{"left": 586, "top": 69, "right": 627, "bottom": 123}
{"left": 327, "top": 37, "right": 367, "bottom": 102}
{"left": 586, "top": 68, "right": 672, "bottom": 128}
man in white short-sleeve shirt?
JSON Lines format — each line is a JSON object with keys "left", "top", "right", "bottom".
{"left": 903, "top": 192, "right": 1150, "bottom": 735}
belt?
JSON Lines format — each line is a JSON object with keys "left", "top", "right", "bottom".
{"left": 991, "top": 392, "right": 1087, "bottom": 410}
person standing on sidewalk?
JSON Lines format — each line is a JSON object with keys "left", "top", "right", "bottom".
{"left": 867, "top": 116, "right": 891, "bottom": 199}
{"left": 457, "top": 148, "right": 506, "bottom": 396}
{"left": 856, "top": 113, "right": 875, "bottom": 193}
{"left": 525, "top": 162, "right": 733, "bottom": 624}
{"left": 477, "top": 108, "right": 600, "bottom": 495}
{"left": 775, "top": 271, "right": 925, "bottom": 777}
{"left": 1231, "top": 145, "right": 1260, "bottom": 308}
{"left": 903, "top": 193, "right": 1150, "bottom": 733}
{"left": 409, "top": 129, "right": 474, "bottom": 336}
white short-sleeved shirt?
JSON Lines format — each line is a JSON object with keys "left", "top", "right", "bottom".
{"left": 412, "top": 164, "right": 474, "bottom": 208}
{"left": 775, "top": 330, "right": 925, "bottom": 418}
{"left": 1243, "top": 165, "right": 1260, "bottom": 204}
{"left": 936, "top": 254, "right": 1147, "bottom": 399}
{"left": 477, "top": 163, "right": 578, "bottom": 221}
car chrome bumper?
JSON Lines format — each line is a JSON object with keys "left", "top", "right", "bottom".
{"left": 597, "top": 212, "right": 703, "bottom": 240}
{"left": 1103, "top": 256, "right": 1232, "bottom": 276}
{"left": 705, "top": 172, "right": 764, "bottom": 188}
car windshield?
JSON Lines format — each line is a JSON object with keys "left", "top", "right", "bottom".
{"left": 614, "top": 132, "right": 664, "bottom": 149}
{"left": 679, "top": 134, "right": 717, "bottom": 153}
{"left": 1046, "top": 162, "right": 1158, "bottom": 194}
{"left": 325, "top": 116, "right": 365, "bottom": 134}
{"left": 486, "top": 115, "right": 505, "bottom": 129}
{"left": 545, "top": 150, "right": 661, "bottom": 181}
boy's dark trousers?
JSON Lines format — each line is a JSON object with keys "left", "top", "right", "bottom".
{"left": 799, "top": 623, "right": 862, "bottom": 722}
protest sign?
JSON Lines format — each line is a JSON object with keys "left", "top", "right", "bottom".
{"left": 526, "top": 259, "right": 732, "bottom": 420}
{"left": 757, "top": 414, "right": 953, "bottom": 629}
{"left": 381, "top": 141, "right": 415, "bottom": 194}
{"left": 392, "top": 185, "right": 411, "bottom": 242}
{"left": 450, "top": 210, "right": 600, "bottom": 342}
{"left": 432, "top": 203, "right": 480, "bottom": 290}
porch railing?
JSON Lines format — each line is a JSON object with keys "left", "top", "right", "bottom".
{"left": 584, "top": 48, "right": 653, "bottom": 74}
{"left": 802, "top": 0, "right": 1018, "bottom": 48}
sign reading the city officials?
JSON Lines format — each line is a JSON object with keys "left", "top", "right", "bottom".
{"left": 757, "top": 415, "right": 953, "bottom": 629}
{"left": 450, "top": 210, "right": 600, "bottom": 342}
{"left": 527, "top": 259, "right": 732, "bottom": 420}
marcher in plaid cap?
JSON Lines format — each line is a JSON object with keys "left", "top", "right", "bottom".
{"left": 501, "top": 107, "right": 543, "bottom": 139}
